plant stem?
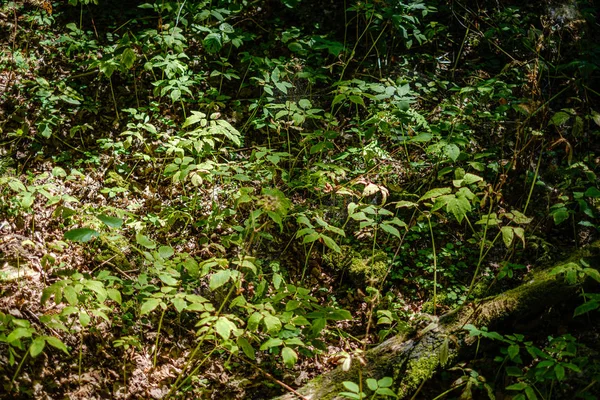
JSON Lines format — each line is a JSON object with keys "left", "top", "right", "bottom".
{"left": 428, "top": 215, "right": 438, "bottom": 316}
{"left": 153, "top": 307, "right": 167, "bottom": 368}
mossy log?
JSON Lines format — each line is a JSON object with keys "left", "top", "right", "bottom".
{"left": 274, "top": 241, "right": 600, "bottom": 400}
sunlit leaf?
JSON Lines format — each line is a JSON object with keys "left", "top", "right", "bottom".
{"left": 64, "top": 228, "right": 100, "bottom": 242}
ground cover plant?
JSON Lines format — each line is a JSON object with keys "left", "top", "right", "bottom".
{"left": 0, "top": 0, "right": 599, "bottom": 398}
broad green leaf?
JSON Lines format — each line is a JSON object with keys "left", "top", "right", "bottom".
{"left": 286, "top": 300, "right": 301, "bottom": 311}
{"left": 215, "top": 316, "right": 237, "bottom": 340}
{"left": 348, "top": 95, "right": 365, "bottom": 106}
{"left": 140, "top": 298, "right": 162, "bottom": 315}
{"left": 44, "top": 336, "right": 69, "bottom": 354}
{"left": 259, "top": 337, "right": 283, "bottom": 350}
{"left": 135, "top": 233, "right": 156, "bottom": 249}
{"left": 321, "top": 235, "right": 341, "bottom": 253}
{"left": 64, "top": 228, "right": 100, "bottom": 242}
{"left": 585, "top": 187, "right": 600, "bottom": 198}
{"left": 444, "top": 143, "right": 460, "bottom": 161}
{"left": 158, "top": 273, "right": 179, "bottom": 286}
{"left": 445, "top": 195, "right": 471, "bottom": 223}
{"left": 203, "top": 32, "right": 222, "bottom": 53}
{"left": 209, "top": 270, "right": 231, "bottom": 290}
{"left": 419, "top": 187, "right": 452, "bottom": 202}
{"left": 83, "top": 280, "right": 107, "bottom": 301}
{"left": 591, "top": 111, "right": 600, "bottom": 126}
{"left": 508, "top": 344, "right": 520, "bottom": 360}
{"left": 263, "top": 314, "right": 282, "bottom": 334}
{"left": 237, "top": 337, "right": 255, "bottom": 359}
{"left": 506, "top": 382, "right": 528, "bottom": 391}
{"left": 247, "top": 312, "right": 263, "bottom": 332}
{"left": 7, "top": 327, "right": 33, "bottom": 343}
{"left": 462, "top": 173, "right": 483, "bottom": 185}
{"left": 79, "top": 311, "right": 91, "bottom": 327}
{"left": 410, "top": 132, "right": 432, "bottom": 142}
{"left": 171, "top": 297, "right": 187, "bottom": 313}
{"left": 524, "top": 386, "right": 538, "bottom": 400}
{"left": 30, "top": 337, "right": 46, "bottom": 357}
{"left": 583, "top": 268, "right": 600, "bottom": 283}
{"left": 366, "top": 378, "right": 378, "bottom": 391}
{"left": 554, "top": 364, "right": 565, "bottom": 381}
{"left": 97, "top": 214, "right": 123, "bottom": 228}
{"left": 501, "top": 226, "right": 515, "bottom": 248}
{"left": 331, "top": 93, "right": 346, "bottom": 106}
{"left": 343, "top": 381, "right": 360, "bottom": 393}
{"left": 120, "top": 48, "right": 136, "bottom": 69}
{"left": 549, "top": 111, "right": 570, "bottom": 126}
{"left": 281, "top": 347, "right": 298, "bottom": 368}
{"left": 107, "top": 288, "right": 122, "bottom": 304}
{"left": 63, "top": 285, "right": 79, "bottom": 305}
{"left": 302, "top": 232, "right": 320, "bottom": 244}
{"left": 380, "top": 222, "right": 400, "bottom": 238}
{"left": 378, "top": 377, "right": 393, "bottom": 388}
{"left": 552, "top": 208, "right": 570, "bottom": 225}
{"left": 158, "top": 246, "right": 175, "bottom": 259}
{"left": 376, "top": 388, "right": 397, "bottom": 397}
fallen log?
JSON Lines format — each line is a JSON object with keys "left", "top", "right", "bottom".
{"left": 274, "top": 241, "right": 600, "bottom": 400}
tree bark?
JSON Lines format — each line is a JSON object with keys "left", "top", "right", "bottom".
{"left": 274, "top": 241, "right": 600, "bottom": 400}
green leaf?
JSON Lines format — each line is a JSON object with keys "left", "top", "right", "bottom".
{"left": 376, "top": 388, "right": 397, "bottom": 397}
{"left": 554, "top": 364, "right": 565, "bottom": 381}
{"left": 410, "top": 132, "right": 432, "bottom": 142}
{"left": 574, "top": 300, "right": 599, "bottom": 317}
{"left": 7, "top": 327, "right": 33, "bottom": 343}
{"left": 445, "top": 195, "right": 471, "bottom": 223}
{"left": 209, "top": 270, "right": 231, "bottom": 290}
{"left": 79, "top": 311, "right": 91, "bottom": 327}
{"left": 215, "top": 316, "right": 237, "bottom": 340}
{"left": 247, "top": 312, "right": 263, "bottom": 332}
{"left": 44, "top": 336, "right": 69, "bottom": 354}
{"left": 64, "top": 228, "right": 100, "bottom": 242}
{"left": 508, "top": 344, "right": 520, "bottom": 360}
{"left": 263, "top": 314, "right": 282, "bottom": 335}
{"left": 281, "top": 347, "right": 298, "bottom": 368}
{"left": 63, "top": 285, "right": 79, "bottom": 305}
{"left": 237, "top": 337, "right": 255, "bottom": 359}
{"left": 120, "top": 48, "right": 136, "bottom": 70}
{"left": 140, "top": 298, "right": 161, "bottom": 315}
{"left": 549, "top": 111, "right": 570, "bottom": 126}
{"left": 366, "top": 378, "right": 378, "bottom": 391}
{"left": 135, "top": 233, "right": 156, "bottom": 249}
{"left": 378, "top": 376, "right": 393, "bottom": 388}
{"left": 97, "top": 214, "right": 123, "bottom": 228}
{"left": 552, "top": 208, "right": 570, "bottom": 225}
{"left": 83, "top": 280, "right": 107, "bottom": 301}
{"left": 30, "top": 337, "right": 46, "bottom": 357}
{"left": 380, "top": 222, "right": 400, "bottom": 238}
{"left": 506, "top": 382, "right": 528, "bottom": 390}
{"left": 203, "top": 32, "right": 223, "bottom": 54}
{"left": 501, "top": 226, "right": 515, "bottom": 248}
{"left": 585, "top": 187, "right": 600, "bottom": 198}
{"left": 158, "top": 246, "right": 174, "bottom": 259}
{"left": 343, "top": 381, "right": 360, "bottom": 393}
{"left": 419, "top": 187, "right": 452, "bottom": 202}
{"left": 348, "top": 95, "right": 365, "bottom": 106}
{"left": 524, "top": 386, "right": 538, "bottom": 400}
{"left": 321, "top": 235, "right": 341, "bottom": 253}
{"left": 107, "top": 288, "right": 122, "bottom": 304}
{"left": 444, "top": 143, "right": 460, "bottom": 161}
{"left": 331, "top": 93, "right": 346, "bottom": 106}
{"left": 259, "top": 337, "right": 283, "bottom": 350}
{"left": 171, "top": 297, "right": 187, "bottom": 313}
{"left": 583, "top": 268, "right": 600, "bottom": 283}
